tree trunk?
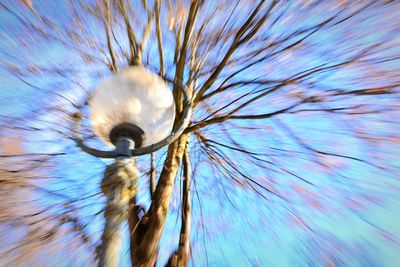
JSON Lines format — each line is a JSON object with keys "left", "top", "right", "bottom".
{"left": 166, "top": 143, "right": 191, "bottom": 267}
{"left": 129, "top": 134, "right": 188, "bottom": 267}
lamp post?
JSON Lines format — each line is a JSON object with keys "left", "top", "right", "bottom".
{"left": 72, "top": 66, "right": 192, "bottom": 267}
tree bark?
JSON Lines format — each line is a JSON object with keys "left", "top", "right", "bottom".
{"left": 129, "top": 134, "right": 188, "bottom": 267}
{"left": 166, "top": 142, "right": 191, "bottom": 267}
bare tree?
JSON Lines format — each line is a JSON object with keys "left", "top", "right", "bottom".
{"left": 1, "top": 0, "right": 400, "bottom": 266}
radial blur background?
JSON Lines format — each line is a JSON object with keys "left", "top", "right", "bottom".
{"left": 1, "top": 1, "right": 400, "bottom": 266}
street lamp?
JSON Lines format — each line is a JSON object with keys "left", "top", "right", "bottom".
{"left": 72, "top": 66, "right": 192, "bottom": 267}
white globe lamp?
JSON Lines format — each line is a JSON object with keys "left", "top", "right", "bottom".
{"left": 89, "top": 66, "right": 175, "bottom": 149}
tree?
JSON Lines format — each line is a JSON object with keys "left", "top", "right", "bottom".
{"left": 1, "top": 0, "right": 400, "bottom": 266}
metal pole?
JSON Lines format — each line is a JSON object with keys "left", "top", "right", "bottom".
{"left": 98, "top": 138, "right": 137, "bottom": 267}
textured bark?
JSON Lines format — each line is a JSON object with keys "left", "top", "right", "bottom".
{"left": 130, "top": 134, "right": 188, "bottom": 267}
{"left": 98, "top": 160, "right": 139, "bottom": 267}
{"left": 166, "top": 143, "right": 191, "bottom": 267}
